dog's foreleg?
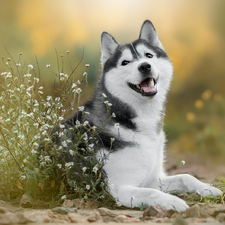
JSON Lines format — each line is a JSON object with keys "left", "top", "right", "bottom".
{"left": 158, "top": 174, "right": 222, "bottom": 197}
{"left": 114, "top": 185, "right": 189, "bottom": 212}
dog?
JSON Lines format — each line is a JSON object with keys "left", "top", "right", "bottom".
{"left": 55, "top": 20, "right": 222, "bottom": 212}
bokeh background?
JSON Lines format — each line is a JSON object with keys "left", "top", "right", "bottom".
{"left": 1, "top": 0, "right": 225, "bottom": 163}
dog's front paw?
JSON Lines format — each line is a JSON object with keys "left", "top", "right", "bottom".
{"left": 157, "top": 193, "right": 189, "bottom": 212}
{"left": 196, "top": 183, "right": 222, "bottom": 197}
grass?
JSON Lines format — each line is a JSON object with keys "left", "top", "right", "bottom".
{"left": 0, "top": 52, "right": 116, "bottom": 208}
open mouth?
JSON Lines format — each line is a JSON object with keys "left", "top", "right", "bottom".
{"left": 128, "top": 77, "right": 157, "bottom": 97}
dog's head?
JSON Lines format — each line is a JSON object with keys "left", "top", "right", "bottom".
{"left": 100, "top": 20, "right": 173, "bottom": 104}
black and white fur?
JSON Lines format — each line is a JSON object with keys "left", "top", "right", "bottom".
{"left": 64, "top": 20, "right": 222, "bottom": 212}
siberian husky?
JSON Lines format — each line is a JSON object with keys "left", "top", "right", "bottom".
{"left": 59, "top": 20, "right": 222, "bottom": 212}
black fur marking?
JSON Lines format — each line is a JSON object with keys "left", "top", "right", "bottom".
{"left": 133, "top": 39, "right": 168, "bottom": 58}
{"left": 99, "top": 131, "right": 135, "bottom": 151}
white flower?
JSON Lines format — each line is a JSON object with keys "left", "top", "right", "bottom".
{"left": 5, "top": 72, "right": 12, "bottom": 78}
{"left": 46, "top": 96, "right": 52, "bottom": 101}
{"left": 114, "top": 123, "right": 120, "bottom": 128}
{"left": 71, "top": 83, "right": 77, "bottom": 89}
{"left": 58, "top": 116, "right": 64, "bottom": 121}
{"left": 34, "top": 77, "right": 39, "bottom": 83}
{"left": 76, "top": 88, "right": 82, "bottom": 93}
{"left": 28, "top": 64, "right": 33, "bottom": 70}
{"left": 78, "top": 106, "right": 84, "bottom": 111}
{"left": 181, "top": 160, "right": 186, "bottom": 166}
{"left": 112, "top": 112, "right": 116, "bottom": 118}
{"left": 46, "top": 64, "right": 51, "bottom": 68}
{"left": 65, "top": 162, "right": 74, "bottom": 168}
{"left": 88, "top": 143, "right": 94, "bottom": 148}
{"left": 31, "top": 149, "right": 37, "bottom": 154}
{"left": 16, "top": 63, "right": 21, "bottom": 67}
{"left": 62, "top": 141, "right": 67, "bottom": 148}
{"left": 77, "top": 80, "right": 81, "bottom": 84}
{"left": 75, "top": 120, "right": 81, "bottom": 127}
{"left": 24, "top": 73, "right": 32, "bottom": 78}
{"left": 20, "top": 175, "right": 26, "bottom": 180}
{"left": 85, "top": 64, "right": 90, "bottom": 68}
{"left": 82, "top": 167, "right": 87, "bottom": 173}
{"left": 92, "top": 165, "right": 98, "bottom": 173}
{"left": 83, "top": 121, "right": 89, "bottom": 126}
{"left": 44, "top": 156, "right": 51, "bottom": 162}
{"left": 69, "top": 150, "right": 74, "bottom": 156}
{"left": 83, "top": 72, "right": 87, "bottom": 77}
{"left": 61, "top": 195, "right": 67, "bottom": 200}
{"left": 59, "top": 124, "right": 65, "bottom": 129}
{"left": 38, "top": 91, "right": 43, "bottom": 95}
{"left": 86, "top": 185, "right": 90, "bottom": 190}
{"left": 110, "top": 138, "right": 115, "bottom": 143}
{"left": 102, "top": 93, "right": 107, "bottom": 98}
{"left": 57, "top": 164, "right": 62, "bottom": 169}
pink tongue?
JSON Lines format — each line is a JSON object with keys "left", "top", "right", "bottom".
{"left": 140, "top": 79, "right": 155, "bottom": 93}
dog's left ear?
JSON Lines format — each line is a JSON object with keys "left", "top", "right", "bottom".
{"left": 101, "top": 32, "right": 118, "bottom": 65}
{"left": 139, "top": 20, "right": 164, "bottom": 50}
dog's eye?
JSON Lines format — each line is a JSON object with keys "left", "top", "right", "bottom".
{"left": 121, "top": 60, "right": 130, "bottom": 66}
{"left": 145, "top": 53, "right": 153, "bottom": 58}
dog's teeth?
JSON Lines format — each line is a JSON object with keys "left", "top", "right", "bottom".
{"left": 136, "top": 85, "right": 140, "bottom": 89}
{"left": 150, "top": 79, "right": 155, "bottom": 85}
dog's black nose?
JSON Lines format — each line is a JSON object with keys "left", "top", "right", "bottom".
{"left": 138, "top": 62, "right": 151, "bottom": 73}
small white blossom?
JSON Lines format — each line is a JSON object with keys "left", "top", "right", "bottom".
{"left": 62, "top": 141, "right": 67, "bottom": 148}
{"left": 181, "top": 160, "right": 186, "bottom": 166}
{"left": 83, "top": 120, "right": 89, "bottom": 126}
{"left": 86, "top": 185, "right": 90, "bottom": 190}
{"left": 16, "top": 63, "right": 21, "bottom": 67}
{"left": 76, "top": 88, "right": 82, "bottom": 93}
{"left": 77, "top": 80, "right": 81, "bottom": 84}
{"left": 59, "top": 124, "right": 65, "bottom": 129}
{"left": 110, "top": 138, "right": 115, "bottom": 143}
{"left": 65, "top": 162, "right": 74, "bottom": 168}
{"left": 31, "top": 149, "right": 37, "bottom": 154}
{"left": 82, "top": 167, "right": 87, "bottom": 173}
{"left": 92, "top": 165, "right": 98, "bottom": 173}
{"left": 78, "top": 106, "right": 84, "bottom": 111}
{"left": 71, "top": 83, "right": 77, "bottom": 89}
{"left": 114, "top": 123, "right": 120, "bottom": 128}
{"left": 83, "top": 72, "right": 87, "bottom": 77}
{"left": 75, "top": 120, "right": 81, "bottom": 127}
{"left": 69, "top": 150, "right": 74, "bottom": 156}
{"left": 28, "top": 64, "right": 33, "bottom": 70}
{"left": 20, "top": 175, "right": 26, "bottom": 180}
{"left": 5, "top": 72, "right": 12, "bottom": 78}
{"left": 46, "top": 96, "right": 52, "bottom": 101}
{"left": 112, "top": 112, "right": 116, "bottom": 118}
{"left": 58, "top": 116, "right": 64, "bottom": 121}
{"left": 57, "top": 164, "right": 62, "bottom": 169}
{"left": 88, "top": 143, "right": 94, "bottom": 148}
{"left": 44, "top": 156, "right": 51, "bottom": 162}
{"left": 34, "top": 77, "right": 39, "bottom": 83}
{"left": 61, "top": 195, "right": 67, "bottom": 200}
{"left": 46, "top": 64, "right": 51, "bottom": 68}
{"left": 102, "top": 93, "right": 107, "bottom": 98}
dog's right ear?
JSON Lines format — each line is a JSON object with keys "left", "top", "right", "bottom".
{"left": 139, "top": 20, "right": 164, "bottom": 50}
{"left": 101, "top": 32, "right": 118, "bottom": 65}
